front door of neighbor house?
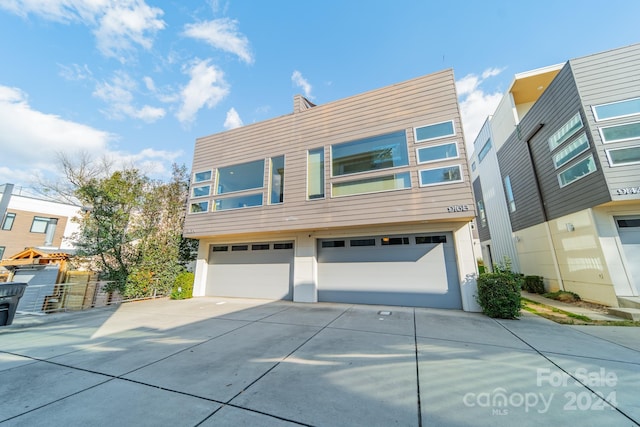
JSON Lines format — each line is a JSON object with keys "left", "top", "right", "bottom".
{"left": 616, "top": 216, "right": 640, "bottom": 296}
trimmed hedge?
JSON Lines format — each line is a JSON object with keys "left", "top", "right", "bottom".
{"left": 476, "top": 272, "right": 522, "bottom": 319}
{"left": 170, "top": 271, "right": 194, "bottom": 300}
{"left": 523, "top": 275, "right": 545, "bottom": 294}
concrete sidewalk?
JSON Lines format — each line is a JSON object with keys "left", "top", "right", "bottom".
{"left": 1, "top": 298, "right": 639, "bottom": 426}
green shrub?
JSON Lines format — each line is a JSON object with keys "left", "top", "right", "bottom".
{"left": 523, "top": 275, "right": 545, "bottom": 294}
{"left": 543, "top": 290, "right": 581, "bottom": 303}
{"left": 476, "top": 272, "right": 522, "bottom": 319}
{"left": 170, "top": 271, "right": 194, "bottom": 300}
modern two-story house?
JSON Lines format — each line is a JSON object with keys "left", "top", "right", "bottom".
{"left": 471, "top": 43, "right": 640, "bottom": 307}
{"left": 184, "top": 69, "right": 480, "bottom": 311}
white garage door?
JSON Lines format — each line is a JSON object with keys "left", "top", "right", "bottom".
{"left": 318, "top": 233, "right": 461, "bottom": 309}
{"left": 206, "top": 242, "right": 294, "bottom": 300}
{"left": 616, "top": 217, "right": 640, "bottom": 296}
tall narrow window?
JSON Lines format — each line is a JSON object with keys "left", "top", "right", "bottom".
{"left": 308, "top": 148, "right": 325, "bottom": 199}
{"left": 270, "top": 156, "right": 285, "bottom": 204}
{"left": 504, "top": 176, "right": 516, "bottom": 213}
{"left": 477, "top": 200, "right": 487, "bottom": 227}
{"left": 1, "top": 212, "right": 16, "bottom": 231}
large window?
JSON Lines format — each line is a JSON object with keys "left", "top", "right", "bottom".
{"left": 552, "top": 133, "right": 590, "bottom": 169}
{"left": 270, "top": 156, "right": 285, "bottom": 204}
{"left": 1, "top": 213, "right": 15, "bottom": 231}
{"left": 548, "top": 113, "right": 583, "bottom": 151}
{"left": 30, "top": 216, "right": 52, "bottom": 233}
{"left": 419, "top": 165, "right": 462, "bottom": 187}
{"left": 217, "top": 160, "right": 265, "bottom": 194}
{"left": 477, "top": 138, "right": 492, "bottom": 162}
{"left": 606, "top": 146, "right": 640, "bottom": 166}
{"left": 416, "top": 142, "right": 458, "bottom": 164}
{"left": 307, "top": 148, "right": 325, "bottom": 199}
{"left": 593, "top": 97, "right": 640, "bottom": 121}
{"left": 557, "top": 155, "right": 597, "bottom": 188}
{"left": 599, "top": 121, "right": 640, "bottom": 143}
{"left": 504, "top": 176, "right": 516, "bottom": 213}
{"left": 331, "top": 131, "right": 408, "bottom": 176}
{"left": 214, "top": 193, "right": 263, "bottom": 211}
{"left": 414, "top": 120, "right": 455, "bottom": 142}
{"left": 332, "top": 172, "right": 411, "bottom": 197}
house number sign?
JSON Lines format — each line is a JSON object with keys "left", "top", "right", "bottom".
{"left": 447, "top": 205, "right": 469, "bottom": 213}
{"left": 615, "top": 187, "right": 640, "bottom": 195}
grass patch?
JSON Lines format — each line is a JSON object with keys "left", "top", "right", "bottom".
{"left": 521, "top": 298, "right": 640, "bottom": 327}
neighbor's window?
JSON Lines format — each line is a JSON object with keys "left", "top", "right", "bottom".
{"left": 557, "top": 155, "right": 597, "bottom": 187}
{"left": 270, "top": 155, "right": 285, "bottom": 204}
{"left": 0, "top": 246, "right": 5, "bottom": 259}
{"left": 477, "top": 138, "right": 492, "bottom": 162}
{"left": 606, "top": 146, "right": 640, "bottom": 166}
{"left": 332, "top": 172, "right": 411, "bottom": 197}
{"left": 599, "top": 121, "right": 640, "bottom": 144}
{"left": 331, "top": 131, "right": 409, "bottom": 176}
{"left": 552, "top": 133, "right": 590, "bottom": 169}
{"left": 30, "top": 216, "right": 52, "bottom": 233}
{"left": 191, "top": 185, "right": 211, "bottom": 198}
{"left": 414, "top": 120, "right": 455, "bottom": 142}
{"left": 548, "top": 113, "right": 583, "bottom": 151}
{"left": 504, "top": 175, "right": 516, "bottom": 213}
{"left": 416, "top": 142, "right": 458, "bottom": 164}
{"left": 307, "top": 147, "right": 325, "bottom": 199}
{"left": 190, "top": 201, "right": 209, "bottom": 213}
{"left": 419, "top": 165, "right": 462, "bottom": 187}
{"left": 217, "top": 159, "right": 265, "bottom": 194}
{"left": 214, "top": 193, "right": 263, "bottom": 211}
{"left": 193, "top": 170, "right": 212, "bottom": 183}
{"left": 1, "top": 212, "right": 15, "bottom": 231}
{"left": 477, "top": 200, "right": 487, "bottom": 227}
{"left": 593, "top": 97, "right": 640, "bottom": 121}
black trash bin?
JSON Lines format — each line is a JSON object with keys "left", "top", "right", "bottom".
{"left": 0, "top": 282, "right": 28, "bottom": 326}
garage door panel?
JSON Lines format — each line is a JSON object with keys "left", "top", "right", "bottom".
{"left": 206, "top": 243, "right": 293, "bottom": 300}
{"left": 317, "top": 234, "right": 461, "bottom": 309}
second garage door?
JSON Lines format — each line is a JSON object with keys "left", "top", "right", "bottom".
{"left": 317, "top": 233, "right": 461, "bottom": 309}
{"left": 206, "top": 242, "right": 294, "bottom": 300}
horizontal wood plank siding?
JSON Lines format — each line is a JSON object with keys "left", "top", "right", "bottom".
{"left": 570, "top": 43, "right": 640, "bottom": 198}
{"left": 185, "top": 70, "right": 475, "bottom": 238}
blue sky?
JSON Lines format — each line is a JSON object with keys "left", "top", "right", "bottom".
{"left": 1, "top": 0, "right": 639, "bottom": 190}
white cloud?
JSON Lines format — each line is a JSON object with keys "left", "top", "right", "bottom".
{"left": 292, "top": 70, "right": 313, "bottom": 99}
{"left": 0, "top": 84, "right": 180, "bottom": 187}
{"left": 223, "top": 107, "right": 243, "bottom": 129}
{"left": 143, "top": 76, "right": 156, "bottom": 91}
{"left": 184, "top": 18, "right": 253, "bottom": 64}
{"left": 176, "top": 58, "right": 230, "bottom": 125}
{"left": 58, "top": 63, "right": 93, "bottom": 81}
{"left": 456, "top": 68, "right": 505, "bottom": 155}
{"left": 93, "top": 71, "right": 165, "bottom": 122}
{"left": 0, "top": 0, "right": 165, "bottom": 61}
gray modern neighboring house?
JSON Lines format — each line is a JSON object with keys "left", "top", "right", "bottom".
{"left": 184, "top": 69, "right": 481, "bottom": 311}
{"left": 471, "top": 43, "right": 640, "bottom": 307}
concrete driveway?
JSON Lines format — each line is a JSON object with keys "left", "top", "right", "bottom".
{"left": 1, "top": 298, "right": 639, "bottom": 426}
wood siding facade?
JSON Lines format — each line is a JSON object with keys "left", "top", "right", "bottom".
{"left": 185, "top": 69, "right": 475, "bottom": 239}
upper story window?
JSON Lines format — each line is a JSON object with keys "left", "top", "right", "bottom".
{"left": 217, "top": 159, "right": 265, "bottom": 194}
{"left": 419, "top": 165, "right": 462, "bottom": 187}
{"left": 593, "top": 97, "right": 640, "bottom": 122}
{"left": 548, "top": 113, "right": 583, "bottom": 151}
{"left": 552, "top": 133, "right": 590, "bottom": 169}
{"left": 191, "top": 185, "right": 211, "bottom": 198}
{"left": 414, "top": 120, "right": 455, "bottom": 143}
{"left": 606, "top": 146, "right": 640, "bottom": 167}
{"left": 1, "top": 212, "right": 15, "bottom": 231}
{"left": 193, "top": 170, "right": 212, "bottom": 183}
{"left": 189, "top": 201, "right": 209, "bottom": 213}
{"left": 416, "top": 142, "right": 459, "bottom": 164}
{"left": 307, "top": 148, "right": 325, "bottom": 200}
{"left": 471, "top": 161, "right": 476, "bottom": 172}
{"left": 332, "top": 172, "right": 411, "bottom": 197}
{"left": 331, "top": 131, "right": 409, "bottom": 177}
{"left": 599, "top": 121, "right": 640, "bottom": 144}
{"left": 30, "top": 216, "right": 53, "bottom": 233}
{"left": 504, "top": 175, "right": 516, "bottom": 213}
{"left": 557, "top": 155, "right": 597, "bottom": 188}
{"left": 214, "top": 193, "right": 263, "bottom": 211}
{"left": 269, "top": 156, "right": 285, "bottom": 204}
{"left": 477, "top": 200, "right": 487, "bottom": 227}
{"left": 477, "top": 138, "right": 492, "bottom": 162}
